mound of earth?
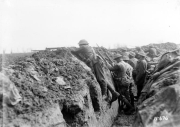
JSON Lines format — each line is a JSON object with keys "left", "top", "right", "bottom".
{"left": 142, "top": 42, "right": 178, "bottom": 53}
{"left": 133, "top": 51, "right": 180, "bottom": 127}
{"left": 0, "top": 48, "right": 119, "bottom": 127}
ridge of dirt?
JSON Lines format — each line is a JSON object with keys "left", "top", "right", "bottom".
{"left": 141, "top": 42, "right": 178, "bottom": 52}
{"left": 2, "top": 48, "right": 95, "bottom": 125}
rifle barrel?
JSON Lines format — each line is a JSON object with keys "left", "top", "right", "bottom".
{"left": 96, "top": 43, "right": 114, "bottom": 65}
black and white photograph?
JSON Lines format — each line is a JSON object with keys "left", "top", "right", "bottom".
{"left": 0, "top": 0, "right": 180, "bottom": 127}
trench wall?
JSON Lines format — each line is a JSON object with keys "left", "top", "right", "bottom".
{"left": 0, "top": 49, "right": 118, "bottom": 127}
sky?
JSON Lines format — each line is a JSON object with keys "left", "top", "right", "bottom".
{"left": 0, "top": 0, "right": 180, "bottom": 53}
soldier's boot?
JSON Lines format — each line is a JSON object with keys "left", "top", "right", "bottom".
{"left": 122, "top": 96, "right": 136, "bottom": 115}
{"left": 107, "top": 85, "right": 120, "bottom": 105}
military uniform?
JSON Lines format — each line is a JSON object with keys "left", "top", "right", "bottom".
{"left": 108, "top": 60, "right": 131, "bottom": 101}
{"left": 107, "top": 55, "right": 136, "bottom": 114}
{"left": 107, "top": 54, "right": 135, "bottom": 114}
{"left": 135, "top": 47, "right": 144, "bottom": 59}
{"left": 128, "top": 56, "right": 138, "bottom": 70}
{"left": 135, "top": 57, "right": 147, "bottom": 99}
{"left": 71, "top": 40, "right": 119, "bottom": 102}
{"left": 123, "top": 57, "right": 135, "bottom": 107}
{"left": 125, "top": 63, "right": 133, "bottom": 78}
{"left": 128, "top": 52, "right": 138, "bottom": 81}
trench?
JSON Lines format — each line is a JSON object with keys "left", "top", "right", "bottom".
{"left": 111, "top": 83, "right": 138, "bottom": 127}
{"left": 2, "top": 44, "right": 179, "bottom": 127}
{"left": 60, "top": 80, "right": 138, "bottom": 127}
{"left": 0, "top": 49, "right": 131, "bottom": 127}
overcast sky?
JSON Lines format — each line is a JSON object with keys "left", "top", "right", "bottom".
{"left": 0, "top": 0, "right": 180, "bottom": 53}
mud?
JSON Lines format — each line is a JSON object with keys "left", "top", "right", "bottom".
{"left": 1, "top": 42, "right": 180, "bottom": 127}
{"left": 142, "top": 42, "right": 178, "bottom": 51}
{"left": 132, "top": 54, "right": 180, "bottom": 127}
{"left": 0, "top": 48, "right": 118, "bottom": 127}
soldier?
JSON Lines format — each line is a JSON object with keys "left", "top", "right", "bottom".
{"left": 106, "top": 54, "right": 135, "bottom": 114}
{"left": 121, "top": 48, "right": 129, "bottom": 57}
{"left": 135, "top": 50, "right": 147, "bottom": 99}
{"left": 135, "top": 47, "right": 144, "bottom": 59}
{"left": 123, "top": 55, "right": 135, "bottom": 107}
{"left": 128, "top": 52, "right": 138, "bottom": 80}
{"left": 135, "top": 47, "right": 144, "bottom": 53}
{"left": 122, "top": 55, "right": 133, "bottom": 79}
{"left": 128, "top": 52, "right": 138, "bottom": 70}
{"left": 147, "top": 45, "right": 159, "bottom": 61}
{"left": 71, "top": 39, "right": 119, "bottom": 103}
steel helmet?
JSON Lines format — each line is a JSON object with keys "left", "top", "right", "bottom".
{"left": 122, "top": 55, "right": 129, "bottom": 61}
{"left": 78, "top": 39, "right": 89, "bottom": 45}
{"left": 114, "top": 54, "right": 122, "bottom": 60}
{"left": 137, "top": 51, "right": 146, "bottom": 57}
{"left": 129, "top": 52, "right": 135, "bottom": 57}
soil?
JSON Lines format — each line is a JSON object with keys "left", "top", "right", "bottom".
{"left": 1, "top": 42, "right": 179, "bottom": 127}
{"left": 111, "top": 81, "right": 138, "bottom": 127}
{"left": 112, "top": 114, "right": 136, "bottom": 127}
{"left": 1, "top": 48, "right": 96, "bottom": 126}
{"left": 141, "top": 42, "right": 178, "bottom": 53}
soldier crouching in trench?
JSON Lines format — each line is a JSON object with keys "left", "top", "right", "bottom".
{"left": 71, "top": 39, "right": 120, "bottom": 105}
{"left": 122, "top": 55, "right": 135, "bottom": 108}
{"left": 105, "top": 54, "right": 136, "bottom": 115}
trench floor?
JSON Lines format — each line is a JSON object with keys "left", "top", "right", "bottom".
{"left": 112, "top": 114, "right": 136, "bottom": 127}
{"left": 112, "top": 83, "right": 137, "bottom": 127}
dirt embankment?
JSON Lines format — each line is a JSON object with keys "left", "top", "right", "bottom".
{"left": 1, "top": 48, "right": 118, "bottom": 127}
{"left": 111, "top": 43, "right": 180, "bottom": 127}
{"left": 141, "top": 42, "right": 178, "bottom": 53}
{"left": 1, "top": 42, "right": 179, "bottom": 127}
{"left": 133, "top": 51, "right": 180, "bottom": 127}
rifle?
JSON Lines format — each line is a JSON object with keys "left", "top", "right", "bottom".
{"left": 96, "top": 44, "right": 117, "bottom": 86}
{"left": 96, "top": 49, "right": 108, "bottom": 64}
{"left": 101, "top": 47, "right": 114, "bottom": 65}
{"left": 96, "top": 44, "right": 113, "bottom": 66}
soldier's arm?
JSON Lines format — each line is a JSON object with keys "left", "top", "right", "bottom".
{"left": 71, "top": 47, "right": 88, "bottom": 62}
{"left": 71, "top": 47, "right": 84, "bottom": 54}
